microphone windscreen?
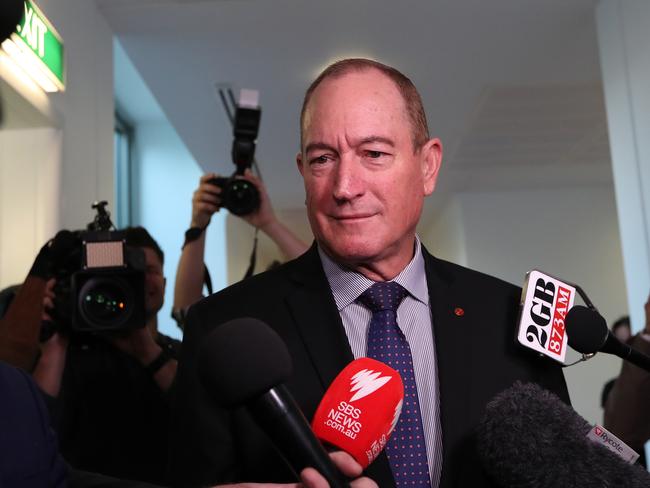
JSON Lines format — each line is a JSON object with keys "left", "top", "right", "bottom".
{"left": 477, "top": 382, "right": 650, "bottom": 488}
{"left": 312, "top": 357, "right": 403, "bottom": 468}
{"left": 198, "top": 317, "right": 292, "bottom": 408}
{"left": 1, "top": 0, "right": 23, "bottom": 43}
{"left": 566, "top": 305, "right": 608, "bottom": 354}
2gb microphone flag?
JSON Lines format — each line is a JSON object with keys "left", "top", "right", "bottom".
{"left": 517, "top": 270, "right": 576, "bottom": 363}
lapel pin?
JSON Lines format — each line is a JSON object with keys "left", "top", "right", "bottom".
{"left": 454, "top": 307, "right": 465, "bottom": 317}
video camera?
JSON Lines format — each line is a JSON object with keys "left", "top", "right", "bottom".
{"left": 44, "top": 202, "right": 145, "bottom": 337}
{"left": 209, "top": 89, "right": 262, "bottom": 216}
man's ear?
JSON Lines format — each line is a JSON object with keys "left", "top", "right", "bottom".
{"left": 421, "top": 138, "right": 443, "bottom": 195}
{"left": 296, "top": 152, "right": 305, "bottom": 177}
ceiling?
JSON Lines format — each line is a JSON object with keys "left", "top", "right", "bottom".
{"left": 97, "top": 0, "right": 610, "bottom": 222}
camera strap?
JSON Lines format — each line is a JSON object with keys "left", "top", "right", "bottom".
{"left": 201, "top": 227, "right": 257, "bottom": 297}
{"left": 203, "top": 264, "right": 213, "bottom": 296}
{"left": 243, "top": 228, "right": 259, "bottom": 280}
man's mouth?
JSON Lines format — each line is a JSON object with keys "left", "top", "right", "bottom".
{"left": 331, "top": 213, "right": 376, "bottom": 221}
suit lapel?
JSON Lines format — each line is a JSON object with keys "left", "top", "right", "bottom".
{"left": 285, "top": 245, "right": 354, "bottom": 391}
{"left": 284, "top": 245, "right": 396, "bottom": 487}
{"left": 423, "top": 248, "right": 471, "bottom": 488}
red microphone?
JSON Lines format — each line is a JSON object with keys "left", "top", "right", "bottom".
{"left": 311, "top": 357, "right": 403, "bottom": 468}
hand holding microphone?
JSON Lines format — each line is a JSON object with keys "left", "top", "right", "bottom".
{"left": 299, "top": 452, "right": 377, "bottom": 488}
{"left": 216, "top": 451, "right": 377, "bottom": 488}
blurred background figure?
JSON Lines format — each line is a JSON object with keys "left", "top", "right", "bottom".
{"left": 600, "top": 315, "right": 631, "bottom": 409}
{"left": 604, "top": 293, "right": 650, "bottom": 468}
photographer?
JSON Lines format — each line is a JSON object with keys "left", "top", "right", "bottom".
{"left": 173, "top": 170, "right": 308, "bottom": 317}
{"left": 32, "top": 226, "right": 179, "bottom": 485}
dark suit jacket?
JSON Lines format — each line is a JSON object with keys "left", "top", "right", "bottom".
{"left": 169, "top": 244, "right": 569, "bottom": 487}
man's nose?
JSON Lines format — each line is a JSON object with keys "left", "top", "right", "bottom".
{"left": 332, "top": 157, "right": 364, "bottom": 202}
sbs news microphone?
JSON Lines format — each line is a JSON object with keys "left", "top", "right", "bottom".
{"left": 566, "top": 305, "right": 650, "bottom": 373}
{"left": 0, "top": 0, "right": 23, "bottom": 43}
{"left": 476, "top": 382, "right": 650, "bottom": 488}
{"left": 198, "top": 317, "right": 350, "bottom": 488}
{"left": 311, "top": 357, "right": 403, "bottom": 468}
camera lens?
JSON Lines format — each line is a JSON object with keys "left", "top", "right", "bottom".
{"left": 224, "top": 179, "right": 260, "bottom": 216}
{"left": 78, "top": 276, "right": 134, "bottom": 329}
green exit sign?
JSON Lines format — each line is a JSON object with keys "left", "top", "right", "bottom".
{"left": 14, "top": 0, "right": 65, "bottom": 90}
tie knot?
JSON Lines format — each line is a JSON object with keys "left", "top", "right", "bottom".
{"left": 358, "top": 281, "right": 407, "bottom": 313}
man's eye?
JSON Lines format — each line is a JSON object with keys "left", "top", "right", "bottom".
{"left": 365, "top": 150, "right": 384, "bottom": 159}
{"left": 310, "top": 155, "right": 330, "bottom": 164}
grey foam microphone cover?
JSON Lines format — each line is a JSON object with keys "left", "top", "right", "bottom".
{"left": 476, "top": 381, "right": 650, "bottom": 488}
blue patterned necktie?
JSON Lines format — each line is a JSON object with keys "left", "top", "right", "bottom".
{"left": 358, "top": 281, "right": 432, "bottom": 488}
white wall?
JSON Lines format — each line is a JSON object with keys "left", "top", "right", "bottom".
{"left": 38, "top": 0, "right": 115, "bottom": 231}
{"left": 459, "top": 186, "right": 627, "bottom": 321}
{"left": 0, "top": 0, "right": 114, "bottom": 288}
{"left": 225, "top": 207, "right": 312, "bottom": 284}
{"left": 131, "top": 120, "right": 227, "bottom": 339}
{"left": 420, "top": 196, "right": 467, "bottom": 266}
{"left": 0, "top": 128, "right": 61, "bottom": 286}
{"left": 422, "top": 185, "right": 628, "bottom": 425}
{"left": 597, "top": 0, "right": 650, "bottom": 334}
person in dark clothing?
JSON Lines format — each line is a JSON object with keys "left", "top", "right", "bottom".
{"left": 0, "top": 360, "right": 68, "bottom": 488}
{"left": 32, "top": 227, "right": 179, "bottom": 485}
{"left": 0, "top": 360, "right": 373, "bottom": 488}
{"left": 605, "top": 305, "right": 650, "bottom": 468}
{"left": 600, "top": 316, "right": 631, "bottom": 408}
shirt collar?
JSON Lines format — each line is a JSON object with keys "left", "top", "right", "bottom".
{"left": 319, "top": 235, "right": 429, "bottom": 311}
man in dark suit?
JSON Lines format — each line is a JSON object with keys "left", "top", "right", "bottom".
{"left": 169, "top": 58, "right": 569, "bottom": 488}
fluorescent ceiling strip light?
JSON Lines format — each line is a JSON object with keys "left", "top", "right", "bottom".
{"left": 1, "top": 38, "right": 59, "bottom": 93}
{"left": 0, "top": 48, "right": 42, "bottom": 93}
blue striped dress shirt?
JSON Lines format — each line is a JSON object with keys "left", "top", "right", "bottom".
{"left": 318, "top": 236, "right": 443, "bottom": 487}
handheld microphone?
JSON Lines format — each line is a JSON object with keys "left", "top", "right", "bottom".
{"left": 198, "top": 317, "right": 349, "bottom": 488}
{"left": 311, "top": 357, "right": 403, "bottom": 468}
{"left": 476, "top": 382, "right": 650, "bottom": 488}
{"left": 0, "top": 0, "right": 23, "bottom": 43}
{"left": 566, "top": 305, "right": 650, "bottom": 373}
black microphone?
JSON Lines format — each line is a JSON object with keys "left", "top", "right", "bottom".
{"left": 198, "top": 317, "right": 350, "bottom": 488}
{"left": 566, "top": 305, "right": 650, "bottom": 373}
{"left": 476, "top": 382, "right": 650, "bottom": 488}
{"left": 0, "top": 0, "right": 23, "bottom": 43}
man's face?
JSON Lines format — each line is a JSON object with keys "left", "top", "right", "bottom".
{"left": 142, "top": 247, "right": 165, "bottom": 319}
{"left": 297, "top": 69, "right": 442, "bottom": 279}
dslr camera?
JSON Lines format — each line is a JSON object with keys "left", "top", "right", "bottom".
{"left": 209, "top": 91, "right": 262, "bottom": 216}
{"left": 46, "top": 202, "right": 145, "bottom": 336}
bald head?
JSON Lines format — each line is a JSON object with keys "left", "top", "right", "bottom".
{"left": 300, "top": 58, "right": 429, "bottom": 152}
